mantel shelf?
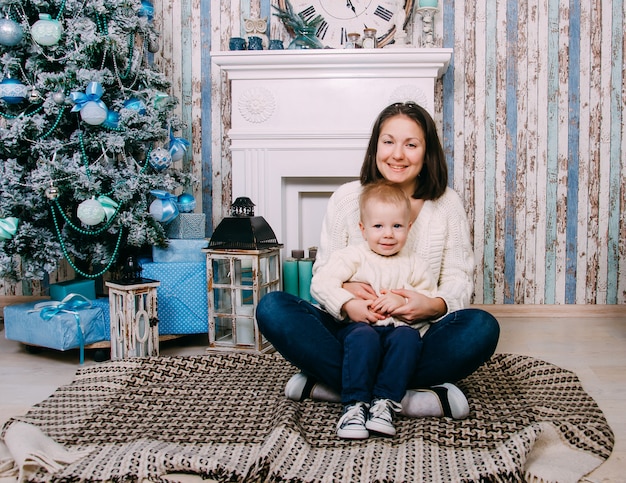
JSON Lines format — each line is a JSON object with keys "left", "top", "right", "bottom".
{"left": 211, "top": 48, "right": 453, "bottom": 79}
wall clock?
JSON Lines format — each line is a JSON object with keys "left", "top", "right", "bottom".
{"left": 277, "top": 0, "right": 415, "bottom": 49}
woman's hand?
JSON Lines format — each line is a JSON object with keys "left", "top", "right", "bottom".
{"left": 388, "top": 289, "right": 447, "bottom": 322}
{"left": 342, "top": 281, "right": 378, "bottom": 300}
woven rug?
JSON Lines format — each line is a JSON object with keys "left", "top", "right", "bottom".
{"left": 0, "top": 352, "right": 614, "bottom": 483}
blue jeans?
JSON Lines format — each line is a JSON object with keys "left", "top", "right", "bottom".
{"left": 337, "top": 323, "right": 422, "bottom": 404}
{"left": 256, "top": 291, "right": 500, "bottom": 391}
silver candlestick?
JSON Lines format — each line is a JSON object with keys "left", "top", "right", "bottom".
{"left": 415, "top": 7, "right": 438, "bottom": 47}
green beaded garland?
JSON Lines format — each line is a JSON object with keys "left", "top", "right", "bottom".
{"left": 50, "top": 203, "right": 123, "bottom": 278}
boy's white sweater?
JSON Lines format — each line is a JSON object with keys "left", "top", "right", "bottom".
{"left": 314, "top": 181, "right": 475, "bottom": 321}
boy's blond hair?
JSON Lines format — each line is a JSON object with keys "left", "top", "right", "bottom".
{"left": 359, "top": 181, "right": 411, "bottom": 220}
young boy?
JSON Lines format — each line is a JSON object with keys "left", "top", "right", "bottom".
{"left": 310, "top": 181, "right": 438, "bottom": 439}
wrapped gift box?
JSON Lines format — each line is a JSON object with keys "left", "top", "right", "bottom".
{"left": 3, "top": 298, "right": 110, "bottom": 351}
{"left": 49, "top": 279, "right": 96, "bottom": 301}
{"left": 140, "top": 261, "right": 208, "bottom": 334}
{"left": 152, "top": 238, "right": 208, "bottom": 263}
{"left": 166, "top": 213, "right": 206, "bottom": 239}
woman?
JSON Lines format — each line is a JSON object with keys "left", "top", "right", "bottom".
{"left": 256, "top": 102, "right": 500, "bottom": 422}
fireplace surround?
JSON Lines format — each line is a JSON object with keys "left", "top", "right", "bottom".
{"left": 211, "top": 48, "right": 452, "bottom": 257}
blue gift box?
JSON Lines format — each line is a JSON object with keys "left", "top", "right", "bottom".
{"left": 152, "top": 238, "right": 208, "bottom": 263}
{"left": 3, "top": 298, "right": 110, "bottom": 351}
{"left": 166, "top": 213, "right": 206, "bottom": 239}
{"left": 140, "top": 261, "right": 208, "bottom": 334}
{"left": 49, "top": 279, "right": 96, "bottom": 301}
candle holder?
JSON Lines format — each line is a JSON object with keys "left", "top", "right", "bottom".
{"left": 415, "top": 6, "right": 439, "bottom": 47}
{"left": 106, "top": 278, "right": 160, "bottom": 359}
{"left": 204, "top": 197, "right": 283, "bottom": 353}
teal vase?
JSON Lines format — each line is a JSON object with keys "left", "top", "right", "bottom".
{"left": 288, "top": 26, "right": 324, "bottom": 50}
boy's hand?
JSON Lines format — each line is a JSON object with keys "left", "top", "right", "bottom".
{"left": 343, "top": 298, "right": 387, "bottom": 324}
{"left": 370, "top": 290, "right": 406, "bottom": 315}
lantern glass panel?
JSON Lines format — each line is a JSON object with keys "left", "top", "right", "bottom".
{"left": 215, "top": 315, "right": 233, "bottom": 342}
{"left": 234, "top": 258, "right": 254, "bottom": 286}
{"left": 235, "top": 316, "right": 255, "bottom": 345}
{"left": 236, "top": 287, "right": 255, "bottom": 315}
{"left": 213, "top": 287, "right": 232, "bottom": 314}
{"left": 268, "top": 253, "right": 279, "bottom": 281}
{"left": 212, "top": 259, "right": 231, "bottom": 284}
{"left": 235, "top": 259, "right": 254, "bottom": 307}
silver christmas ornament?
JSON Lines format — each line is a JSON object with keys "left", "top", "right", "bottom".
{"left": 0, "top": 17, "right": 23, "bottom": 46}
{"left": 45, "top": 185, "right": 59, "bottom": 200}
{"left": 148, "top": 147, "right": 172, "bottom": 172}
{"left": 29, "top": 88, "right": 41, "bottom": 103}
{"left": 52, "top": 91, "right": 65, "bottom": 104}
{"left": 148, "top": 38, "right": 159, "bottom": 53}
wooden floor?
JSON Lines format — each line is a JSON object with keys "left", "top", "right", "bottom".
{"left": 1, "top": 307, "right": 624, "bottom": 482}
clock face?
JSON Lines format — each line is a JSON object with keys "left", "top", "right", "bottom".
{"left": 277, "top": 0, "right": 414, "bottom": 49}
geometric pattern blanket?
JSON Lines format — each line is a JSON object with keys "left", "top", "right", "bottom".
{"left": 0, "top": 352, "right": 614, "bottom": 483}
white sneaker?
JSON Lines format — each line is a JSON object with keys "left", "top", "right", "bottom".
{"left": 284, "top": 373, "right": 310, "bottom": 401}
{"left": 284, "top": 372, "right": 341, "bottom": 402}
{"left": 401, "top": 382, "right": 470, "bottom": 420}
{"left": 366, "top": 398, "right": 401, "bottom": 436}
{"left": 337, "top": 402, "right": 369, "bottom": 440}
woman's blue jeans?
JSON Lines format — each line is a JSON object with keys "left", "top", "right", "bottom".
{"left": 256, "top": 291, "right": 500, "bottom": 392}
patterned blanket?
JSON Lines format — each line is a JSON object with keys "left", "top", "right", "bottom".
{"left": 0, "top": 352, "right": 614, "bottom": 482}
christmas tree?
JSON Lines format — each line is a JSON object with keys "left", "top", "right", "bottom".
{"left": 0, "top": 0, "right": 193, "bottom": 282}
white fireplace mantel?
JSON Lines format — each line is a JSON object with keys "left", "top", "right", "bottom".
{"left": 211, "top": 48, "right": 452, "bottom": 257}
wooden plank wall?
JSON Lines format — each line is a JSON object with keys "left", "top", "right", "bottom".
{"left": 440, "top": 0, "right": 625, "bottom": 305}
{"left": 2, "top": 0, "right": 624, "bottom": 306}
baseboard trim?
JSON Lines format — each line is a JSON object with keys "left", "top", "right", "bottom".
{"left": 471, "top": 304, "right": 626, "bottom": 318}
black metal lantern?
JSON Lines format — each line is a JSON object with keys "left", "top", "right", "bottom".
{"left": 204, "top": 198, "right": 283, "bottom": 353}
{"left": 207, "top": 197, "right": 280, "bottom": 250}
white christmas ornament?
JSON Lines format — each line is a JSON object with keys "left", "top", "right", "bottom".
{"left": 149, "top": 197, "right": 178, "bottom": 223}
{"left": 31, "top": 13, "right": 62, "bottom": 46}
{"left": 79, "top": 100, "right": 108, "bottom": 125}
{"left": 77, "top": 198, "right": 105, "bottom": 225}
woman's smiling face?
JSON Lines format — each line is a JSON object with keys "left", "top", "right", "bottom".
{"left": 375, "top": 114, "right": 426, "bottom": 193}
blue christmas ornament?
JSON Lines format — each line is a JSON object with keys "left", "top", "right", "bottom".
{"left": 169, "top": 131, "right": 190, "bottom": 162}
{"left": 0, "top": 217, "right": 19, "bottom": 240}
{"left": 70, "top": 82, "right": 108, "bottom": 125}
{"left": 0, "top": 77, "right": 28, "bottom": 104}
{"left": 102, "top": 110, "right": 120, "bottom": 129}
{"left": 149, "top": 189, "right": 179, "bottom": 223}
{"left": 148, "top": 147, "right": 172, "bottom": 171}
{"left": 154, "top": 91, "right": 169, "bottom": 108}
{"left": 123, "top": 97, "right": 146, "bottom": 115}
{"left": 97, "top": 195, "right": 118, "bottom": 221}
{"left": 177, "top": 193, "right": 196, "bottom": 213}
{"left": 0, "top": 18, "right": 24, "bottom": 46}
{"left": 138, "top": 0, "right": 154, "bottom": 20}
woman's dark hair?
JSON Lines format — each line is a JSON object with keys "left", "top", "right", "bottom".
{"left": 359, "top": 102, "right": 448, "bottom": 200}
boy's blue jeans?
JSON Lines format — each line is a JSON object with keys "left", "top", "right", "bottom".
{"left": 256, "top": 291, "right": 500, "bottom": 392}
{"left": 337, "top": 322, "right": 422, "bottom": 404}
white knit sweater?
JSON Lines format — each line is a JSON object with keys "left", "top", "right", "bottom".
{"left": 313, "top": 181, "right": 475, "bottom": 319}
{"left": 311, "top": 242, "right": 438, "bottom": 332}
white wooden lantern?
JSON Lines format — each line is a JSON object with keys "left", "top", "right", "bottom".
{"left": 204, "top": 197, "right": 282, "bottom": 353}
{"left": 106, "top": 279, "right": 160, "bottom": 359}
